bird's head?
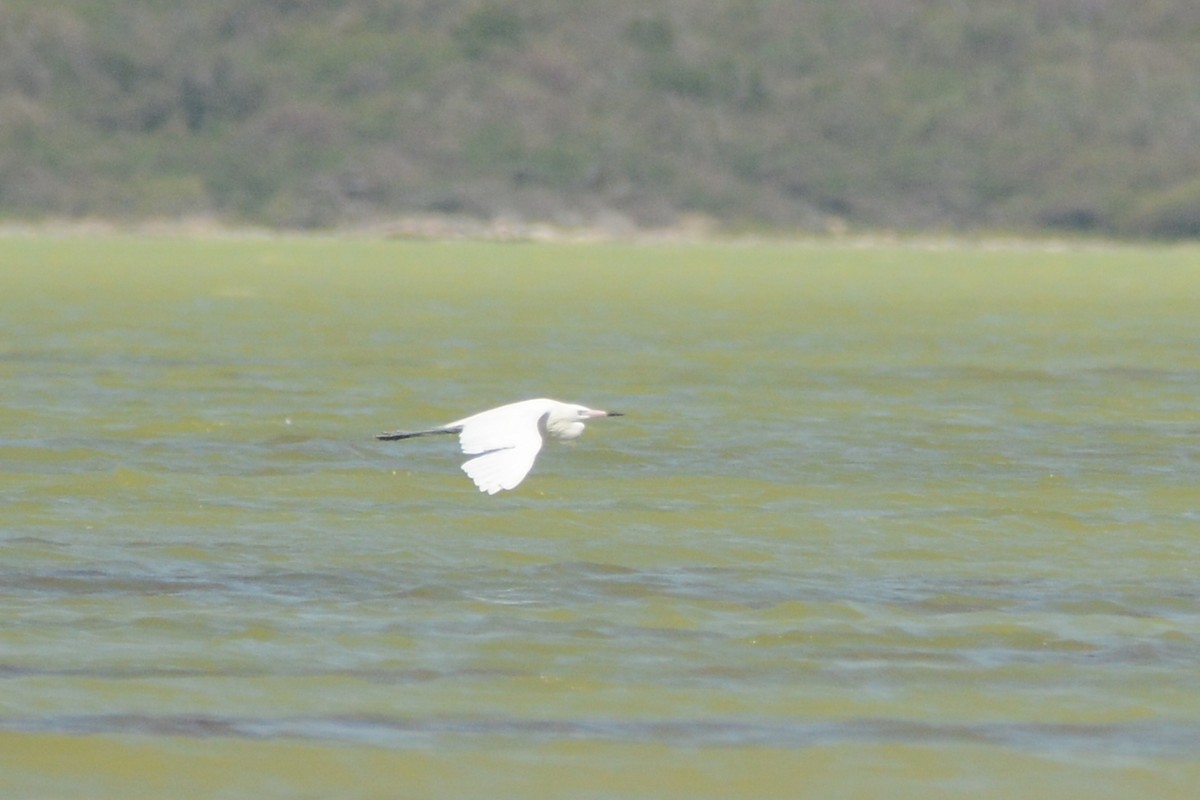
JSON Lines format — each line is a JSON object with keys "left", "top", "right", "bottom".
{"left": 543, "top": 402, "right": 623, "bottom": 441}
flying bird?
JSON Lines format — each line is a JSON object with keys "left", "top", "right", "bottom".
{"left": 376, "top": 398, "right": 622, "bottom": 494}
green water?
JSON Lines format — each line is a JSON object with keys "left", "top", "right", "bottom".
{"left": 2, "top": 236, "right": 1199, "bottom": 798}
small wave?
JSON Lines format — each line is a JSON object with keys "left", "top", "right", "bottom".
{"left": 2, "top": 713, "right": 1196, "bottom": 758}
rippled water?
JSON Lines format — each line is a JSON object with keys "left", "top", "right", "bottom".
{"left": 2, "top": 236, "right": 1199, "bottom": 798}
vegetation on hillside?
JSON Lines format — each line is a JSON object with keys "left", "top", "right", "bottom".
{"left": 2, "top": 0, "right": 1200, "bottom": 236}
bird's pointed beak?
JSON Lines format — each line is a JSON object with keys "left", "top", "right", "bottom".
{"left": 594, "top": 410, "right": 623, "bottom": 417}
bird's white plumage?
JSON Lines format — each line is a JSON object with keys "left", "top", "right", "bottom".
{"left": 451, "top": 399, "right": 553, "bottom": 456}
{"left": 461, "top": 439, "right": 543, "bottom": 494}
{"left": 377, "top": 398, "right": 620, "bottom": 494}
{"left": 451, "top": 400, "right": 552, "bottom": 494}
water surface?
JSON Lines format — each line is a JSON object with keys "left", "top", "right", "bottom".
{"left": 2, "top": 237, "right": 1199, "bottom": 798}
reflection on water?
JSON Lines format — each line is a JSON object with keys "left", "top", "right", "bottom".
{"left": 2, "top": 238, "right": 1199, "bottom": 798}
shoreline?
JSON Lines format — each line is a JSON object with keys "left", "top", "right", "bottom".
{"left": 0, "top": 213, "right": 1189, "bottom": 252}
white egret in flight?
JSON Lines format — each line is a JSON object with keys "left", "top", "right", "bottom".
{"left": 376, "top": 398, "right": 622, "bottom": 494}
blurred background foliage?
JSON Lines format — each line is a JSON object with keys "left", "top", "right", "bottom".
{"left": 2, "top": 0, "right": 1199, "bottom": 236}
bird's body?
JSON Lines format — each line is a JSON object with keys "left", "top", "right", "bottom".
{"left": 377, "top": 398, "right": 621, "bottom": 494}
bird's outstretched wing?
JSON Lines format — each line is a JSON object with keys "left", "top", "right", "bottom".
{"left": 460, "top": 437, "right": 544, "bottom": 494}
{"left": 452, "top": 400, "right": 549, "bottom": 455}
{"left": 454, "top": 401, "right": 550, "bottom": 494}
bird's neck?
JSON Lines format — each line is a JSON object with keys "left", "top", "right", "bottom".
{"left": 544, "top": 418, "right": 584, "bottom": 441}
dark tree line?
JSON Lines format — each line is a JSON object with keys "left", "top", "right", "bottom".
{"left": 2, "top": 0, "right": 1199, "bottom": 236}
